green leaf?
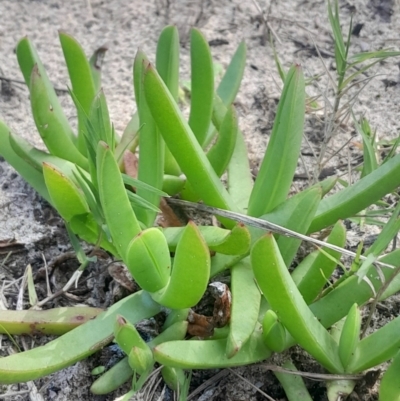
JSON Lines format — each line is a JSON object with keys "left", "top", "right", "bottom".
{"left": 217, "top": 41, "right": 246, "bottom": 106}
{"left": 347, "top": 314, "right": 400, "bottom": 372}
{"left": 0, "top": 122, "right": 50, "bottom": 202}
{"left": 134, "top": 50, "right": 164, "bottom": 226}
{"left": 379, "top": 351, "right": 400, "bottom": 401}
{"left": 154, "top": 323, "right": 270, "bottom": 368}
{"left": 188, "top": 28, "right": 214, "bottom": 146}
{"left": 29, "top": 64, "right": 88, "bottom": 169}
{"left": 274, "top": 360, "right": 313, "bottom": 401}
{"left": 226, "top": 259, "right": 261, "bottom": 357}
{"left": 43, "top": 162, "right": 89, "bottom": 222}
{"left": 248, "top": 65, "right": 305, "bottom": 217}
{"left": 293, "top": 221, "right": 346, "bottom": 303}
{"left": 163, "top": 223, "right": 250, "bottom": 255}
{"left": 309, "top": 249, "right": 400, "bottom": 329}
{"left": 97, "top": 142, "right": 141, "bottom": 258}
{"left": 251, "top": 233, "right": 344, "bottom": 373}
{"left": 156, "top": 25, "right": 181, "bottom": 177}
{"left": 89, "top": 45, "right": 108, "bottom": 93}
{"left": 143, "top": 61, "right": 238, "bottom": 226}
{"left": 0, "top": 291, "right": 160, "bottom": 384}
{"left": 125, "top": 227, "right": 171, "bottom": 292}
{"left": 338, "top": 303, "right": 361, "bottom": 371}
{"left": 0, "top": 307, "right": 103, "bottom": 336}
{"left": 356, "top": 117, "right": 378, "bottom": 178}
{"left": 257, "top": 186, "right": 322, "bottom": 266}
{"left": 261, "top": 310, "right": 287, "bottom": 353}
{"left": 59, "top": 31, "right": 97, "bottom": 154}
{"left": 207, "top": 105, "right": 238, "bottom": 177}
{"left": 156, "top": 26, "right": 180, "bottom": 101}
{"left": 69, "top": 213, "right": 118, "bottom": 256}
{"left": 151, "top": 222, "right": 210, "bottom": 308}
{"left": 308, "top": 152, "right": 400, "bottom": 233}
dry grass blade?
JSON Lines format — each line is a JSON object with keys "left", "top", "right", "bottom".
{"left": 228, "top": 368, "right": 277, "bottom": 401}
{"left": 187, "top": 369, "right": 230, "bottom": 400}
{"left": 257, "top": 364, "right": 364, "bottom": 381}
{"left": 167, "top": 198, "right": 396, "bottom": 270}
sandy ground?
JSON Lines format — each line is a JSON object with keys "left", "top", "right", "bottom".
{"left": 1, "top": 0, "right": 400, "bottom": 400}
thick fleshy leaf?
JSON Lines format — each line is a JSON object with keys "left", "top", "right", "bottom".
{"left": 143, "top": 62, "right": 238, "bottom": 227}
{"left": 252, "top": 234, "right": 344, "bottom": 373}
{"left": 59, "top": 31, "right": 97, "bottom": 154}
{"left": 29, "top": 64, "right": 88, "bottom": 169}
{"left": 155, "top": 25, "right": 181, "bottom": 177}
{"left": 0, "top": 122, "right": 50, "bottom": 202}
{"left": 308, "top": 152, "right": 400, "bottom": 233}
{"left": 43, "top": 162, "right": 89, "bottom": 222}
{"left": 151, "top": 222, "right": 210, "bottom": 308}
{"left": 379, "top": 351, "right": 400, "bottom": 401}
{"left": 125, "top": 228, "right": 171, "bottom": 292}
{"left": 0, "top": 307, "right": 103, "bottom": 336}
{"left": 347, "top": 315, "right": 400, "bottom": 373}
{"left": 292, "top": 220, "right": 346, "bottom": 304}
{"left": 248, "top": 65, "right": 305, "bottom": 217}
{"left": 207, "top": 105, "right": 238, "bottom": 177}
{"left": 256, "top": 186, "right": 321, "bottom": 266}
{"left": 217, "top": 41, "right": 246, "bottom": 106}
{"left": 133, "top": 50, "right": 164, "bottom": 226}
{"left": 154, "top": 323, "right": 270, "bottom": 368}
{"left": 188, "top": 28, "right": 214, "bottom": 146}
{"left": 163, "top": 223, "right": 250, "bottom": 255}
{"left": 226, "top": 259, "right": 261, "bottom": 357}
{"left": 0, "top": 291, "right": 160, "bottom": 384}
{"left": 97, "top": 142, "right": 141, "bottom": 258}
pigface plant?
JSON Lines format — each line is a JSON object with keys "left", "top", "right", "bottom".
{"left": 2, "top": 3, "right": 400, "bottom": 399}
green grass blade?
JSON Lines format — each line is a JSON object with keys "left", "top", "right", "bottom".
{"left": 349, "top": 49, "right": 400, "bottom": 64}
{"left": 89, "top": 90, "right": 114, "bottom": 149}
{"left": 327, "top": 0, "right": 346, "bottom": 82}
{"left": 248, "top": 65, "right": 305, "bottom": 217}
{"left": 188, "top": 28, "right": 214, "bottom": 146}
{"left": 309, "top": 249, "right": 400, "bottom": 329}
{"left": 116, "top": 112, "right": 139, "bottom": 166}
{"left": 354, "top": 116, "right": 378, "bottom": 178}
{"left": 122, "top": 174, "right": 168, "bottom": 196}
